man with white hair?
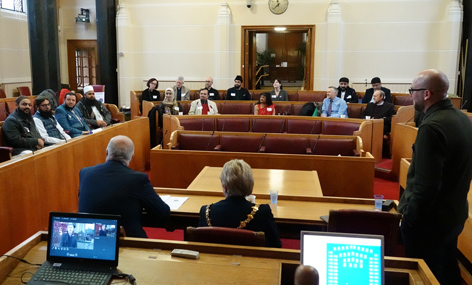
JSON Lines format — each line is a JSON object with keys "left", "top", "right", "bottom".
{"left": 78, "top": 135, "right": 170, "bottom": 238}
{"left": 172, "top": 76, "right": 191, "bottom": 101}
{"left": 76, "top": 85, "right": 111, "bottom": 129}
{"left": 320, "top": 86, "right": 348, "bottom": 118}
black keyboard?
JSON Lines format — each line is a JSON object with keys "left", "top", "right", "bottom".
{"left": 32, "top": 266, "right": 110, "bottom": 285}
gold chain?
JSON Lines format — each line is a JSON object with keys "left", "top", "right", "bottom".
{"left": 205, "top": 203, "right": 260, "bottom": 229}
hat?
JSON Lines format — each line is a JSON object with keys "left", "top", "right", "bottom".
{"left": 83, "top": 85, "right": 94, "bottom": 94}
{"left": 234, "top": 75, "right": 243, "bottom": 83}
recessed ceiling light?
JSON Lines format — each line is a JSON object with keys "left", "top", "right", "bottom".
{"left": 274, "top": 27, "right": 286, "bottom": 31}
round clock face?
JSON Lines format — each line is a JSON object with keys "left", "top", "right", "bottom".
{"left": 269, "top": 0, "right": 288, "bottom": 15}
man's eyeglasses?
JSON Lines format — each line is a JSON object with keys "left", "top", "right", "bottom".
{"left": 408, "top": 88, "right": 427, "bottom": 95}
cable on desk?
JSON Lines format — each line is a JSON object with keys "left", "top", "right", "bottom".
{"left": 0, "top": 255, "right": 42, "bottom": 266}
{"left": 114, "top": 273, "right": 136, "bottom": 285}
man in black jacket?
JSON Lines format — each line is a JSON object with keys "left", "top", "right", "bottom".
{"left": 362, "top": 90, "right": 396, "bottom": 135}
{"left": 337, "top": 77, "right": 358, "bottom": 103}
{"left": 362, "top": 77, "right": 391, "bottom": 103}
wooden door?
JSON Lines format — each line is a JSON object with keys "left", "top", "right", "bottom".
{"left": 67, "top": 40, "right": 98, "bottom": 92}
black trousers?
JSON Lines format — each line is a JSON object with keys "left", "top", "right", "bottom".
{"left": 401, "top": 219, "right": 464, "bottom": 285}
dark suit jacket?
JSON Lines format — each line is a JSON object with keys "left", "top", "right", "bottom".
{"left": 78, "top": 160, "right": 170, "bottom": 238}
{"left": 362, "top": 101, "right": 397, "bottom": 134}
{"left": 362, "top": 87, "right": 392, "bottom": 103}
{"left": 337, "top": 86, "right": 358, "bottom": 103}
{"left": 60, "top": 234, "right": 77, "bottom": 248}
{"left": 198, "top": 196, "right": 282, "bottom": 248}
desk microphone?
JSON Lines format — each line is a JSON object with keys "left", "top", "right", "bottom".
{"left": 250, "top": 119, "right": 256, "bottom": 132}
{"left": 461, "top": 99, "right": 468, "bottom": 109}
{"left": 3, "top": 109, "right": 9, "bottom": 116}
{"left": 201, "top": 119, "right": 205, "bottom": 131}
{"left": 403, "top": 115, "right": 415, "bottom": 126}
{"left": 278, "top": 121, "right": 285, "bottom": 133}
{"left": 257, "top": 134, "right": 267, "bottom": 153}
{"left": 311, "top": 134, "right": 321, "bottom": 154}
{"left": 310, "top": 121, "right": 317, "bottom": 134}
{"left": 206, "top": 130, "right": 215, "bottom": 151}
{"left": 221, "top": 119, "right": 225, "bottom": 132}
{"left": 221, "top": 101, "right": 226, "bottom": 114}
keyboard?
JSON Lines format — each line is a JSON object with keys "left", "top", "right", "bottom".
{"left": 32, "top": 265, "right": 110, "bottom": 285}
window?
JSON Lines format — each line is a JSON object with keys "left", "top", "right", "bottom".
{"left": 0, "top": 0, "right": 24, "bottom": 13}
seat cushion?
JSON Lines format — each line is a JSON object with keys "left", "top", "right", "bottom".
{"left": 310, "top": 138, "right": 357, "bottom": 156}
{"left": 219, "top": 135, "right": 265, "bottom": 152}
{"left": 217, "top": 118, "right": 250, "bottom": 132}
{"left": 264, "top": 136, "right": 310, "bottom": 154}
{"left": 180, "top": 118, "right": 215, "bottom": 131}
{"left": 178, "top": 133, "right": 219, "bottom": 150}
{"left": 393, "top": 95, "right": 413, "bottom": 106}
{"left": 220, "top": 103, "right": 253, "bottom": 114}
{"left": 251, "top": 118, "right": 286, "bottom": 133}
{"left": 322, "top": 121, "right": 361, "bottom": 135}
{"left": 286, "top": 119, "right": 322, "bottom": 134}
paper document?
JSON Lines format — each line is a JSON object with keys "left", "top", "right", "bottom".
{"left": 160, "top": 195, "right": 188, "bottom": 210}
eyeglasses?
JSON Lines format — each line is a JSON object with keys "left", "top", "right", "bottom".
{"left": 409, "top": 88, "right": 427, "bottom": 95}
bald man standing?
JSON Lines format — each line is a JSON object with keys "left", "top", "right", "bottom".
{"left": 399, "top": 69, "right": 472, "bottom": 284}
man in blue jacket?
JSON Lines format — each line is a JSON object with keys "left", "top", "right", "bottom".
{"left": 55, "top": 92, "right": 90, "bottom": 138}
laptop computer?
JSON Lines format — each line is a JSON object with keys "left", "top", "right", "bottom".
{"left": 300, "top": 231, "right": 384, "bottom": 285}
{"left": 28, "top": 212, "right": 121, "bottom": 285}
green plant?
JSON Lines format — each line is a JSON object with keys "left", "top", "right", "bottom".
{"left": 257, "top": 49, "right": 275, "bottom": 66}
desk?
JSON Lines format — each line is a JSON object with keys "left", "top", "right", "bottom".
{"left": 0, "top": 232, "right": 439, "bottom": 284}
{"left": 153, "top": 188, "right": 395, "bottom": 238}
{"left": 187, "top": 166, "right": 323, "bottom": 197}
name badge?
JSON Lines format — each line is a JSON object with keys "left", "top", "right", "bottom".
{"left": 272, "top": 95, "right": 276, "bottom": 98}
{"left": 153, "top": 95, "right": 158, "bottom": 99}
{"left": 231, "top": 93, "right": 236, "bottom": 96}
{"left": 267, "top": 108, "right": 272, "bottom": 111}
{"left": 210, "top": 93, "right": 214, "bottom": 96}
{"left": 174, "top": 106, "right": 179, "bottom": 110}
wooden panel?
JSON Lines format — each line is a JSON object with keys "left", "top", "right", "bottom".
{"left": 0, "top": 118, "right": 149, "bottom": 255}
{"left": 150, "top": 148, "right": 375, "bottom": 198}
{"left": 391, "top": 124, "right": 418, "bottom": 179}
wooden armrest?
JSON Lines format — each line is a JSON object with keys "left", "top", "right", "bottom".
{"left": 214, "top": 145, "right": 222, "bottom": 151}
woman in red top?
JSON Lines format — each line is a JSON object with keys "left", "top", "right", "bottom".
{"left": 254, "top": 93, "right": 276, "bottom": 115}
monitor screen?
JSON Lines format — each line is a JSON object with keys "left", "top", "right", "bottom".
{"left": 301, "top": 231, "right": 384, "bottom": 285}
{"left": 47, "top": 212, "right": 120, "bottom": 265}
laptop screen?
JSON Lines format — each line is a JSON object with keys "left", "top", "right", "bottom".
{"left": 47, "top": 212, "right": 120, "bottom": 267}
{"left": 300, "top": 231, "right": 384, "bottom": 285}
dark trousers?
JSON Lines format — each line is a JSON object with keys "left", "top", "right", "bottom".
{"left": 401, "top": 220, "right": 464, "bottom": 285}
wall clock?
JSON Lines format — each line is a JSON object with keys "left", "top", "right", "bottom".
{"left": 268, "top": 0, "right": 288, "bottom": 15}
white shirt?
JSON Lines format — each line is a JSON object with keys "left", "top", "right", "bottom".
{"left": 33, "top": 116, "right": 71, "bottom": 145}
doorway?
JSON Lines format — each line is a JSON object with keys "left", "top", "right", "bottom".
{"left": 241, "top": 25, "right": 315, "bottom": 91}
{"left": 67, "top": 40, "right": 98, "bottom": 92}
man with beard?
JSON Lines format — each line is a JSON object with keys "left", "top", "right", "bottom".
{"left": 204, "top": 76, "right": 220, "bottom": 100}
{"left": 33, "top": 98, "right": 71, "bottom": 145}
{"left": 76, "top": 85, "right": 111, "bottom": 129}
{"left": 2, "top": 96, "right": 44, "bottom": 155}
{"left": 398, "top": 69, "right": 472, "bottom": 284}
{"left": 362, "top": 90, "right": 396, "bottom": 136}
{"left": 225, "top": 75, "right": 251, "bottom": 100}
{"left": 55, "top": 92, "right": 91, "bottom": 138}
{"left": 337, "top": 77, "right": 358, "bottom": 103}
{"left": 188, "top": 88, "right": 218, "bottom": 115}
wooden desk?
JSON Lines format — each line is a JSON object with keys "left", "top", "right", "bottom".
{"left": 0, "top": 232, "right": 439, "bottom": 284}
{"left": 187, "top": 166, "right": 323, "bottom": 197}
{"left": 153, "top": 188, "right": 396, "bottom": 238}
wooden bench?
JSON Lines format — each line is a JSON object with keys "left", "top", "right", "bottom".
{"left": 151, "top": 131, "right": 375, "bottom": 198}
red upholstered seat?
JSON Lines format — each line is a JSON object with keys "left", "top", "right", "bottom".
{"left": 263, "top": 136, "right": 311, "bottom": 154}
{"left": 347, "top": 105, "right": 365, "bottom": 118}
{"left": 310, "top": 138, "right": 357, "bottom": 156}
{"left": 297, "top": 91, "right": 326, "bottom": 102}
{"left": 287, "top": 91, "right": 298, "bottom": 101}
{"left": 185, "top": 226, "right": 265, "bottom": 247}
{"left": 322, "top": 121, "right": 361, "bottom": 135}
{"left": 0, "top": 89, "right": 6, "bottom": 98}
{"left": 179, "top": 118, "right": 215, "bottom": 131}
{"left": 293, "top": 103, "right": 306, "bottom": 115}
{"left": 274, "top": 103, "right": 292, "bottom": 115}
{"left": 0, "top": 102, "right": 8, "bottom": 121}
{"left": 251, "top": 118, "right": 285, "bottom": 133}
{"left": 286, "top": 120, "right": 322, "bottom": 134}
{"left": 327, "top": 209, "right": 403, "bottom": 256}
{"left": 217, "top": 135, "right": 265, "bottom": 152}
{"left": 5, "top": 101, "right": 16, "bottom": 115}
{"left": 393, "top": 95, "right": 413, "bottom": 106}
{"left": 17, "top": 86, "right": 31, "bottom": 96}
{"left": 220, "top": 102, "right": 254, "bottom": 114}
{"left": 91, "top": 85, "right": 105, "bottom": 92}
{"left": 173, "top": 133, "right": 219, "bottom": 150}
{"left": 216, "top": 118, "right": 250, "bottom": 132}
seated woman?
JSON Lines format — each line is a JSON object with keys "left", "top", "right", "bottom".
{"left": 254, "top": 93, "right": 276, "bottom": 115}
{"left": 198, "top": 159, "right": 282, "bottom": 248}
{"left": 157, "top": 88, "right": 183, "bottom": 128}
{"left": 140, "top": 78, "right": 160, "bottom": 113}
{"left": 270, "top": 79, "right": 288, "bottom": 101}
